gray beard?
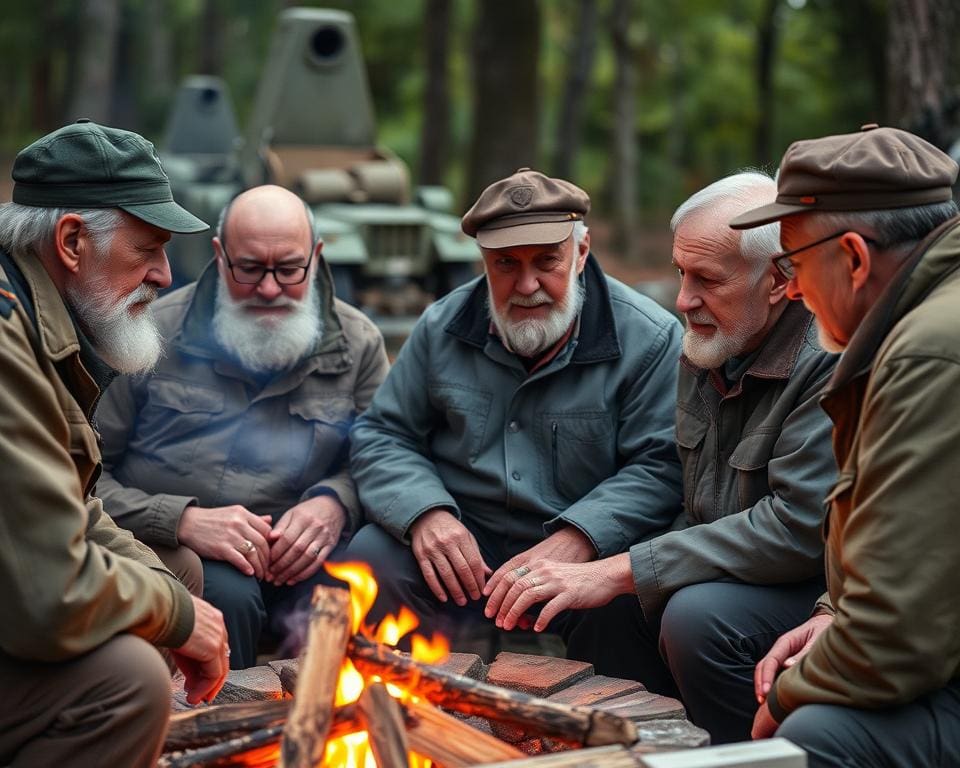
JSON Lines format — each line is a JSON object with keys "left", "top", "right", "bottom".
{"left": 681, "top": 308, "right": 768, "bottom": 370}
{"left": 66, "top": 277, "right": 163, "bottom": 375}
{"left": 488, "top": 268, "right": 585, "bottom": 357}
{"left": 212, "top": 278, "right": 323, "bottom": 373}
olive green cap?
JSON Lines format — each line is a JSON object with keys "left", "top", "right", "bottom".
{"left": 12, "top": 119, "right": 208, "bottom": 234}
{"left": 731, "top": 124, "right": 958, "bottom": 229}
{"left": 462, "top": 168, "right": 590, "bottom": 249}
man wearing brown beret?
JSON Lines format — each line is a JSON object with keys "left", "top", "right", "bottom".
{"left": 346, "top": 169, "right": 683, "bottom": 645}
{"left": 733, "top": 125, "right": 960, "bottom": 765}
{"left": 0, "top": 120, "right": 229, "bottom": 767}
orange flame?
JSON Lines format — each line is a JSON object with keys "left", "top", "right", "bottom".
{"left": 317, "top": 562, "right": 447, "bottom": 768}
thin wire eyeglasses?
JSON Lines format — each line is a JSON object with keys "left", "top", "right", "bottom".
{"left": 771, "top": 231, "right": 875, "bottom": 280}
{"left": 221, "top": 244, "right": 313, "bottom": 285}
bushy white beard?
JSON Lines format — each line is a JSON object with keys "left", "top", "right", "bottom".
{"left": 488, "top": 263, "right": 585, "bottom": 357}
{"left": 212, "top": 278, "right": 322, "bottom": 373}
{"left": 682, "top": 308, "right": 767, "bottom": 370}
{"left": 66, "top": 277, "right": 163, "bottom": 375}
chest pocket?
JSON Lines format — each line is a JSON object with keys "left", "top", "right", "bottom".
{"left": 136, "top": 378, "right": 224, "bottom": 467}
{"left": 728, "top": 429, "right": 778, "bottom": 511}
{"left": 428, "top": 382, "right": 492, "bottom": 464}
{"left": 676, "top": 407, "right": 709, "bottom": 510}
{"left": 288, "top": 394, "right": 356, "bottom": 487}
{"left": 67, "top": 413, "right": 101, "bottom": 497}
{"left": 543, "top": 411, "right": 616, "bottom": 502}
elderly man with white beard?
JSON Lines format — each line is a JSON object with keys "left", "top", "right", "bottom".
{"left": 0, "top": 120, "right": 229, "bottom": 768}
{"left": 486, "top": 171, "right": 839, "bottom": 745}
{"left": 96, "top": 184, "right": 389, "bottom": 668}
{"left": 344, "top": 168, "right": 683, "bottom": 648}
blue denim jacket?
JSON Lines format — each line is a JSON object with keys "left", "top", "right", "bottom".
{"left": 350, "top": 255, "right": 683, "bottom": 558}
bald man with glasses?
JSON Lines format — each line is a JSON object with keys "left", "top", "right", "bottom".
{"left": 96, "top": 185, "right": 390, "bottom": 668}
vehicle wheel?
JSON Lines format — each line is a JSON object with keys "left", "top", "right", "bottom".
{"left": 330, "top": 265, "right": 357, "bottom": 306}
{"left": 437, "top": 262, "right": 478, "bottom": 297}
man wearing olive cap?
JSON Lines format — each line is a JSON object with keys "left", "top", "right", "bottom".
{"left": 346, "top": 169, "right": 683, "bottom": 645}
{"left": 733, "top": 125, "right": 960, "bottom": 765}
{"left": 0, "top": 120, "right": 229, "bottom": 768}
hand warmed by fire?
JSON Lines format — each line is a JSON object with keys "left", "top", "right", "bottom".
{"left": 322, "top": 561, "right": 449, "bottom": 768}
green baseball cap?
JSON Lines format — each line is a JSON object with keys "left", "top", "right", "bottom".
{"left": 11, "top": 119, "right": 208, "bottom": 234}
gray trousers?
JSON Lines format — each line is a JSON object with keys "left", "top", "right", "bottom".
{"left": 777, "top": 680, "right": 960, "bottom": 767}
{"left": 564, "top": 579, "right": 825, "bottom": 744}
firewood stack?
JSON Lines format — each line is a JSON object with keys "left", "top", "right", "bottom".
{"left": 158, "top": 585, "right": 706, "bottom": 767}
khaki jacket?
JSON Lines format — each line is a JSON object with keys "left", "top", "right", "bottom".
{"left": 769, "top": 217, "right": 960, "bottom": 721}
{"left": 0, "top": 248, "right": 194, "bottom": 661}
{"left": 96, "top": 260, "right": 389, "bottom": 543}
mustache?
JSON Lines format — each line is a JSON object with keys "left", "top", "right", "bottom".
{"left": 509, "top": 290, "right": 554, "bottom": 307}
{"left": 685, "top": 311, "right": 715, "bottom": 326}
{"left": 121, "top": 283, "right": 159, "bottom": 309}
{"left": 237, "top": 296, "right": 299, "bottom": 309}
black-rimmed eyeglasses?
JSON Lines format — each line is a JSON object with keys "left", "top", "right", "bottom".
{"left": 222, "top": 245, "right": 313, "bottom": 285}
{"left": 771, "top": 231, "right": 876, "bottom": 280}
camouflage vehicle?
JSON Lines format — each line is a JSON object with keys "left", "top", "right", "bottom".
{"left": 161, "top": 7, "right": 479, "bottom": 319}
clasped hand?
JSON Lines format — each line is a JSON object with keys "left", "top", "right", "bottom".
{"left": 178, "top": 496, "right": 345, "bottom": 585}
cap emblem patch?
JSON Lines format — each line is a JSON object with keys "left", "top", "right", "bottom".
{"left": 508, "top": 185, "right": 534, "bottom": 208}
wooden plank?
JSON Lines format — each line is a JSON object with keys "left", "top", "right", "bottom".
{"left": 636, "top": 737, "right": 804, "bottom": 766}
{"left": 596, "top": 691, "right": 686, "bottom": 722}
{"left": 548, "top": 675, "right": 646, "bottom": 707}
{"left": 476, "top": 744, "right": 640, "bottom": 767}
{"left": 487, "top": 652, "right": 593, "bottom": 697}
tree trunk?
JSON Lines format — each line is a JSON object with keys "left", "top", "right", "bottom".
{"left": 142, "top": 0, "right": 176, "bottom": 130}
{"left": 609, "top": 0, "right": 637, "bottom": 261}
{"left": 418, "top": 0, "right": 453, "bottom": 185}
{"left": 466, "top": 0, "right": 541, "bottom": 204}
{"left": 66, "top": 0, "right": 121, "bottom": 123}
{"left": 887, "top": 0, "right": 957, "bottom": 148}
{"left": 753, "top": 0, "right": 780, "bottom": 165}
{"left": 554, "top": 0, "right": 599, "bottom": 180}
{"left": 199, "top": 0, "right": 226, "bottom": 76}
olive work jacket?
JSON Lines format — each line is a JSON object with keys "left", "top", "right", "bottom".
{"left": 0, "top": 248, "right": 194, "bottom": 661}
{"left": 96, "top": 259, "right": 389, "bottom": 545}
{"left": 350, "top": 255, "right": 684, "bottom": 558}
{"left": 630, "top": 300, "right": 838, "bottom": 618}
{"left": 769, "top": 217, "right": 960, "bottom": 722}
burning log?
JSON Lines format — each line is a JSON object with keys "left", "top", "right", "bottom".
{"left": 403, "top": 696, "right": 525, "bottom": 767}
{"left": 281, "top": 585, "right": 353, "bottom": 768}
{"left": 164, "top": 699, "right": 290, "bottom": 751}
{"left": 349, "top": 635, "right": 638, "bottom": 747}
{"left": 357, "top": 682, "right": 410, "bottom": 768}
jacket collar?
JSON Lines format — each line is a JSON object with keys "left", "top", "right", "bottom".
{"left": 173, "top": 255, "right": 355, "bottom": 378}
{"left": 681, "top": 299, "right": 814, "bottom": 394}
{"left": 444, "top": 253, "right": 622, "bottom": 364}
{"left": 825, "top": 215, "right": 960, "bottom": 396}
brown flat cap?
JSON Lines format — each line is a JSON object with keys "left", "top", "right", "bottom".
{"left": 731, "top": 124, "right": 958, "bottom": 229}
{"left": 462, "top": 168, "right": 590, "bottom": 248}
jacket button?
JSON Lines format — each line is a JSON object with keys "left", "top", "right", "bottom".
{"left": 512, "top": 471, "right": 521, "bottom": 481}
{"left": 508, "top": 420, "right": 519, "bottom": 433}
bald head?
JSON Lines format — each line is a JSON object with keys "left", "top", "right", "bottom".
{"left": 217, "top": 185, "right": 315, "bottom": 253}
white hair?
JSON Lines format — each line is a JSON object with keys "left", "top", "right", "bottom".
{"left": 0, "top": 202, "right": 122, "bottom": 261}
{"left": 671, "top": 171, "right": 781, "bottom": 275}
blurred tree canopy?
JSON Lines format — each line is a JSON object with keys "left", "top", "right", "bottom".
{"left": 1, "top": 0, "right": 958, "bottom": 261}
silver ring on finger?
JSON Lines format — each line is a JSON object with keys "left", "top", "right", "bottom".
{"left": 514, "top": 565, "right": 530, "bottom": 579}
{"left": 530, "top": 576, "right": 540, "bottom": 588}
{"left": 311, "top": 545, "right": 323, "bottom": 557}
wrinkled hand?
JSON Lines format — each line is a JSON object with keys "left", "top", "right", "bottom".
{"left": 483, "top": 526, "right": 596, "bottom": 627}
{"left": 755, "top": 612, "right": 833, "bottom": 703}
{"left": 751, "top": 700, "right": 779, "bottom": 740}
{"left": 178, "top": 505, "right": 273, "bottom": 579}
{"left": 268, "top": 495, "right": 346, "bottom": 586}
{"left": 171, "top": 596, "right": 229, "bottom": 705}
{"left": 409, "top": 508, "right": 491, "bottom": 606}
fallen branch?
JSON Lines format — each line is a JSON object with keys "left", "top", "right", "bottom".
{"left": 349, "top": 636, "right": 638, "bottom": 747}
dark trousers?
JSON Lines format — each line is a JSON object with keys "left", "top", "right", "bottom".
{"left": 0, "top": 635, "right": 171, "bottom": 768}
{"left": 203, "top": 546, "right": 346, "bottom": 669}
{"left": 777, "top": 679, "right": 960, "bottom": 767}
{"left": 563, "top": 579, "right": 826, "bottom": 744}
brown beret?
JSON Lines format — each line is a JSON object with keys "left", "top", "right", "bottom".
{"left": 462, "top": 168, "right": 590, "bottom": 249}
{"left": 731, "top": 124, "right": 959, "bottom": 229}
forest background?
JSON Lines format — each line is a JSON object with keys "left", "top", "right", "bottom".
{"left": 0, "top": 0, "right": 958, "bottom": 270}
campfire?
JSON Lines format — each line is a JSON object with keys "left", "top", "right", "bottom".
{"left": 159, "top": 562, "right": 640, "bottom": 767}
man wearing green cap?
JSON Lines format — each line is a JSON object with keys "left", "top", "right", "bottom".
{"left": 345, "top": 168, "right": 683, "bottom": 643}
{"left": 0, "top": 120, "right": 229, "bottom": 768}
{"left": 732, "top": 125, "right": 960, "bottom": 765}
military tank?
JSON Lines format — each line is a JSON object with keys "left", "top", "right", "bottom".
{"left": 161, "top": 7, "right": 479, "bottom": 325}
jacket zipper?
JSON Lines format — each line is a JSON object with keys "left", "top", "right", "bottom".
{"left": 552, "top": 421, "right": 559, "bottom": 480}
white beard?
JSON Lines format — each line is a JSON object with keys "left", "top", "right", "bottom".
{"left": 212, "top": 278, "right": 322, "bottom": 373}
{"left": 682, "top": 308, "right": 768, "bottom": 370}
{"left": 66, "top": 277, "right": 163, "bottom": 375}
{"left": 488, "top": 263, "right": 585, "bottom": 357}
